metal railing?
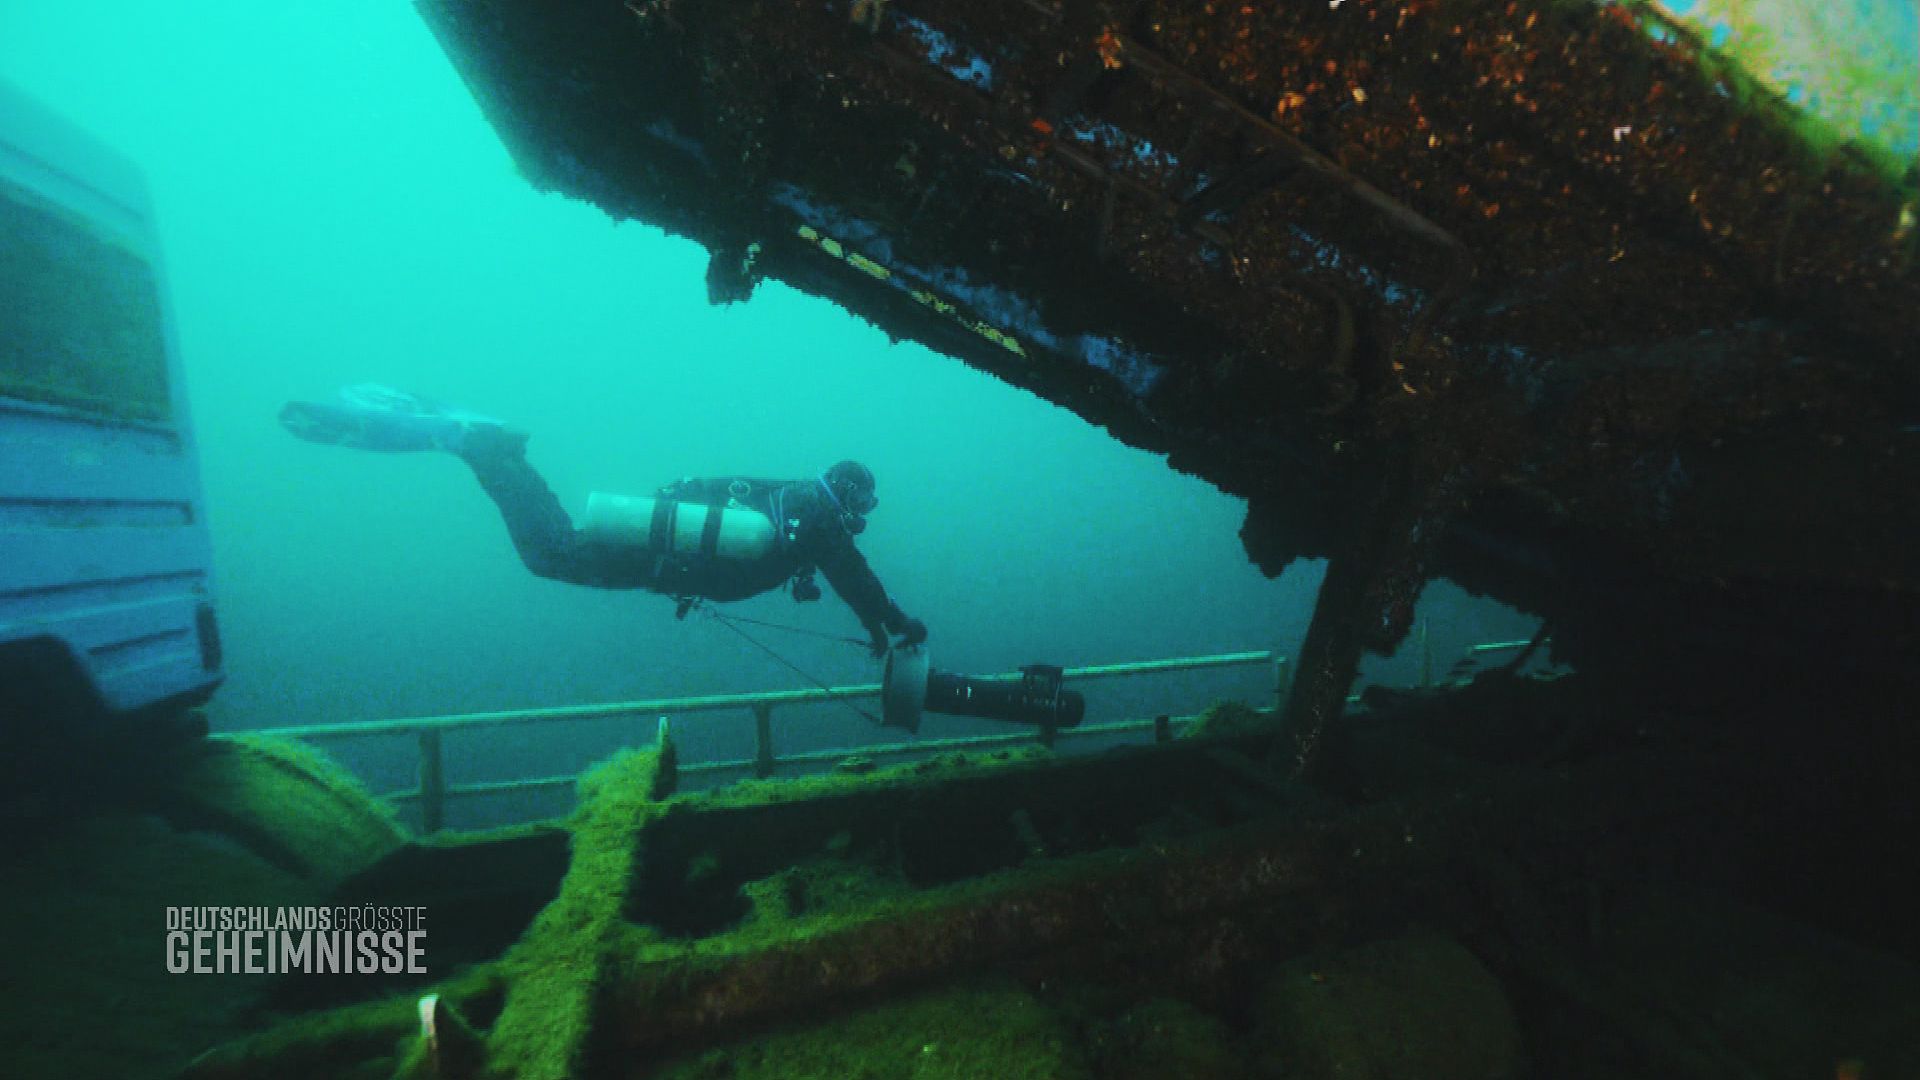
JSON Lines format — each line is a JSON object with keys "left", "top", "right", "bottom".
{"left": 229, "top": 649, "right": 1291, "bottom": 832}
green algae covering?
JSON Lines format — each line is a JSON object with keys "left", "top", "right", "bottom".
{"left": 177, "top": 747, "right": 678, "bottom": 1080}
{"left": 482, "top": 747, "right": 674, "bottom": 1080}
{"left": 166, "top": 735, "right": 408, "bottom": 892}
{"left": 184, "top": 967, "right": 507, "bottom": 1080}
{"left": 179, "top": 743, "right": 677, "bottom": 1080}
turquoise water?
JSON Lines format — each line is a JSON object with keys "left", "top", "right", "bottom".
{"left": 0, "top": 2, "right": 1535, "bottom": 801}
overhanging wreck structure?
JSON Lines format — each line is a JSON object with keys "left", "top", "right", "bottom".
{"left": 414, "top": 0, "right": 1919, "bottom": 763}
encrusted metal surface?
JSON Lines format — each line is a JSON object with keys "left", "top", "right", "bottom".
{"left": 417, "top": 0, "right": 1919, "bottom": 678}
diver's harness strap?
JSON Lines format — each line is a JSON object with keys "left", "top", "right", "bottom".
{"left": 647, "top": 499, "right": 676, "bottom": 554}
{"left": 699, "top": 500, "right": 727, "bottom": 559}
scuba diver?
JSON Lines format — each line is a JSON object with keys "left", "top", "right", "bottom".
{"left": 279, "top": 385, "right": 928, "bottom": 657}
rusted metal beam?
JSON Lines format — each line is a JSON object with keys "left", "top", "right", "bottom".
{"left": 1272, "top": 452, "right": 1435, "bottom": 781}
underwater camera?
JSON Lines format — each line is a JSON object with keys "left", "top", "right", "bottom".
{"left": 880, "top": 648, "right": 1086, "bottom": 734}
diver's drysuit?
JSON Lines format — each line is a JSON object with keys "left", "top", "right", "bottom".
{"left": 462, "top": 445, "right": 917, "bottom": 650}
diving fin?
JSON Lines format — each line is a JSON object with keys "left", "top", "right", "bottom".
{"left": 279, "top": 383, "right": 525, "bottom": 456}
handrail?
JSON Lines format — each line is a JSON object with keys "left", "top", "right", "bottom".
{"left": 225, "top": 648, "right": 1289, "bottom": 833}
{"left": 242, "top": 650, "right": 1281, "bottom": 740}
{"left": 221, "top": 636, "right": 1550, "bottom": 833}
{"left": 376, "top": 714, "right": 1212, "bottom": 806}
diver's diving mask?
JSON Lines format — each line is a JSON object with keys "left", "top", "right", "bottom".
{"left": 820, "top": 461, "right": 879, "bottom": 526}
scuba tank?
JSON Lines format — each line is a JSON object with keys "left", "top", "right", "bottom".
{"left": 582, "top": 492, "right": 777, "bottom": 560}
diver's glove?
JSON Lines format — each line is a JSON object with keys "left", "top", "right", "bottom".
{"left": 867, "top": 618, "right": 927, "bottom": 657}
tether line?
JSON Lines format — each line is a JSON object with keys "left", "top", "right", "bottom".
{"left": 699, "top": 605, "right": 883, "bottom": 726}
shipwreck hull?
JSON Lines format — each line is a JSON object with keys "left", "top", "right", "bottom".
{"left": 412, "top": 0, "right": 1918, "bottom": 691}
